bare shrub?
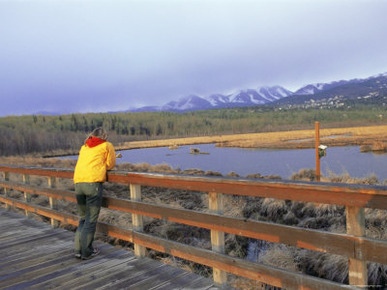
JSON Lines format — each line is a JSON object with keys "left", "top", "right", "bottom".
{"left": 365, "top": 209, "right": 387, "bottom": 240}
{"left": 225, "top": 234, "right": 249, "bottom": 258}
{"left": 223, "top": 195, "right": 247, "bottom": 218}
{"left": 226, "top": 171, "right": 240, "bottom": 177}
{"left": 360, "top": 144, "right": 372, "bottom": 152}
{"left": 299, "top": 251, "right": 348, "bottom": 284}
{"left": 204, "top": 170, "right": 223, "bottom": 176}
{"left": 371, "top": 141, "right": 387, "bottom": 152}
{"left": 260, "top": 198, "right": 287, "bottom": 220}
{"left": 368, "top": 263, "right": 387, "bottom": 287}
{"left": 328, "top": 171, "right": 379, "bottom": 185}
{"left": 290, "top": 169, "right": 317, "bottom": 181}
{"left": 260, "top": 244, "right": 300, "bottom": 272}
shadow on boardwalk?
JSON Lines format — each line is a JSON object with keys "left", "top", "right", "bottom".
{"left": 0, "top": 208, "right": 227, "bottom": 289}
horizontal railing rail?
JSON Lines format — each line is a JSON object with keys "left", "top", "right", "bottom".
{"left": 1, "top": 165, "right": 387, "bottom": 289}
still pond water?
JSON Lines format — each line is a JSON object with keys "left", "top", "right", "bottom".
{"left": 111, "top": 144, "right": 387, "bottom": 180}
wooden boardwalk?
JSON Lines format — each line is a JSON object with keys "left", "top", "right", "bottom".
{"left": 0, "top": 208, "right": 226, "bottom": 289}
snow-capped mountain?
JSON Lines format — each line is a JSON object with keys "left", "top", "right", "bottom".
{"left": 230, "top": 86, "right": 293, "bottom": 104}
{"left": 128, "top": 72, "right": 387, "bottom": 113}
{"left": 294, "top": 80, "right": 355, "bottom": 95}
{"left": 132, "top": 86, "right": 293, "bottom": 112}
{"left": 294, "top": 83, "right": 327, "bottom": 95}
{"left": 161, "top": 95, "right": 212, "bottom": 111}
{"left": 274, "top": 73, "right": 387, "bottom": 107}
{"left": 207, "top": 94, "right": 231, "bottom": 106}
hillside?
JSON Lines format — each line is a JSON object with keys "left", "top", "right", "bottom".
{"left": 128, "top": 73, "right": 387, "bottom": 112}
{"left": 273, "top": 73, "right": 387, "bottom": 109}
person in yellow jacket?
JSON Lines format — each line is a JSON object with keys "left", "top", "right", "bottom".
{"left": 73, "top": 127, "right": 117, "bottom": 260}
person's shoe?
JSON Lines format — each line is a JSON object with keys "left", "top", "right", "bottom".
{"left": 81, "top": 248, "right": 100, "bottom": 260}
{"left": 74, "top": 250, "right": 81, "bottom": 259}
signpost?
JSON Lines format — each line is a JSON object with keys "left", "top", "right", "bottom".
{"left": 315, "top": 122, "right": 321, "bottom": 181}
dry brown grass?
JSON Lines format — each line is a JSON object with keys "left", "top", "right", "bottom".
{"left": 115, "top": 124, "right": 387, "bottom": 151}
{"left": 0, "top": 156, "right": 76, "bottom": 168}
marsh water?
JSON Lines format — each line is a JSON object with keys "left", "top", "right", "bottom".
{"left": 113, "top": 144, "right": 386, "bottom": 180}
{"left": 62, "top": 144, "right": 386, "bottom": 180}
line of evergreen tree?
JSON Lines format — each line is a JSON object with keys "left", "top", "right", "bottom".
{"left": 0, "top": 105, "right": 385, "bottom": 156}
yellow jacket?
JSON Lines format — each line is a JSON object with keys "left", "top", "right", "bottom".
{"left": 73, "top": 141, "right": 116, "bottom": 183}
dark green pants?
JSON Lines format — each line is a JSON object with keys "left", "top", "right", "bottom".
{"left": 74, "top": 182, "right": 103, "bottom": 258}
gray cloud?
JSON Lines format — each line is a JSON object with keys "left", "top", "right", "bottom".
{"left": 1, "top": 0, "right": 387, "bottom": 116}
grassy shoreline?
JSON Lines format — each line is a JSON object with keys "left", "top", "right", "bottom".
{"left": 39, "top": 124, "right": 387, "bottom": 158}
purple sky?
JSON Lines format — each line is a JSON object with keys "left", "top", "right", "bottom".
{"left": 1, "top": 0, "right": 387, "bottom": 116}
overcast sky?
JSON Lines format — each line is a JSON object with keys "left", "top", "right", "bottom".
{"left": 1, "top": 0, "right": 387, "bottom": 116}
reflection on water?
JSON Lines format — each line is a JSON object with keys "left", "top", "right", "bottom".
{"left": 114, "top": 144, "right": 386, "bottom": 180}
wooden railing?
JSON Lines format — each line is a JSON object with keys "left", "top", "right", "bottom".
{"left": 1, "top": 165, "right": 386, "bottom": 289}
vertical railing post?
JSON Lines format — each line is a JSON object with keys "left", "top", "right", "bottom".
{"left": 23, "top": 174, "right": 31, "bottom": 217}
{"left": 346, "top": 206, "right": 367, "bottom": 287}
{"left": 209, "top": 191, "right": 227, "bottom": 286}
{"left": 48, "top": 176, "right": 58, "bottom": 228}
{"left": 315, "top": 121, "right": 321, "bottom": 181}
{"left": 130, "top": 183, "right": 146, "bottom": 257}
{"left": 3, "top": 172, "right": 10, "bottom": 210}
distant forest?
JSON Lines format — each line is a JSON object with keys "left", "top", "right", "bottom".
{"left": 1, "top": 105, "right": 386, "bottom": 156}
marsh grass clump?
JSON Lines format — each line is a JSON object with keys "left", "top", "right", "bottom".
{"left": 245, "top": 173, "right": 281, "bottom": 180}
{"left": 361, "top": 141, "right": 387, "bottom": 153}
{"left": 225, "top": 234, "right": 249, "bottom": 258}
{"left": 328, "top": 171, "right": 379, "bottom": 185}
{"left": 299, "top": 251, "right": 348, "bottom": 284}
{"left": 141, "top": 186, "right": 205, "bottom": 210}
{"left": 290, "top": 169, "right": 317, "bottom": 181}
{"left": 260, "top": 244, "right": 300, "bottom": 273}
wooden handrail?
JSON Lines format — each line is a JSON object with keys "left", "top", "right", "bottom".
{"left": 1, "top": 165, "right": 386, "bottom": 209}
{"left": 1, "top": 165, "right": 387, "bottom": 288}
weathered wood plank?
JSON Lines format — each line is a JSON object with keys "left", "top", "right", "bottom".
{"left": 346, "top": 206, "right": 367, "bottom": 287}
{"left": 181, "top": 274, "right": 221, "bottom": 290}
{"left": 155, "top": 273, "right": 210, "bottom": 290}
{"left": 0, "top": 208, "right": 218, "bottom": 289}
{"left": 10, "top": 244, "right": 117, "bottom": 289}
{"left": 0, "top": 241, "right": 73, "bottom": 269}
{"left": 130, "top": 183, "right": 146, "bottom": 257}
{"left": 71, "top": 259, "right": 167, "bottom": 290}
{"left": 32, "top": 252, "right": 137, "bottom": 289}
{"left": 0, "top": 228, "right": 70, "bottom": 251}
{"left": 101, "top": 263, "right": 171, "bottom": 289}
{"left": 209, "top": 191, "right": 227, "bottom": 285}
{"left": 125, "top": 172, "right": 387, "bottom": 209}
{"left": 124, "top": 265, "right": 193, "bottom": 290}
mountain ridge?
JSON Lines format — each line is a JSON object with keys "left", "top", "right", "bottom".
{"left": 128, "top": 72, "right": 386, "bottom": 112}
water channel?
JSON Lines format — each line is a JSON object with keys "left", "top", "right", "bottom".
{"left": 111, "top": 144, "right": 386, "bottom": 180}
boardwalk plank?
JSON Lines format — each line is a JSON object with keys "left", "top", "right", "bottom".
{"left": 31, "top": 249, "right": 136, "bottom": 289}
{"left": 128, "top": 267, "right": 192, "bottom": 290}
{"left": 0, "top": 242, "right": 73, "bottom": 270}
{"left": 0, "top": 231, "right": 72, "bottom": 256}
{"left": 0, "top": 229, "right": 64, "bottom": 251}
{"left": 183, "top": 276, "right": 224, "bottom": 289}
{"left": 0, "top": 208, "right": 221, "bottom": 289}
{"left": 155, "top": 272, "right": 208, "bottom": 290}
{"left": 0, "top": 244, "right": 114, "bottom": 288}
{"left": 72, "top": 258, "right": 166, "bottom": 290}
{"left": 97, "top": 263, "right": 169, "bottom": 290}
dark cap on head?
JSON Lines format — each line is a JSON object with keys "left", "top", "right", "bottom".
{"left": 89, "top": 127, "right": 107, "bottom": 140}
